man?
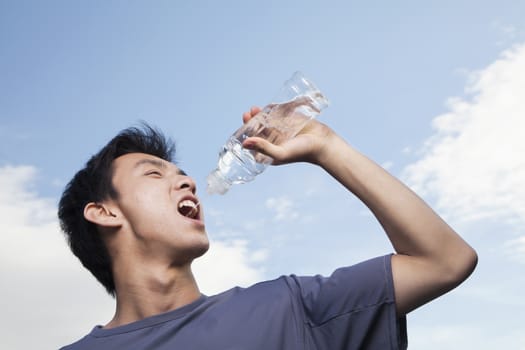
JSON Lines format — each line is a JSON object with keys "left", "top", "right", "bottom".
{"left": 58, "top": 107, "right": 477, "bottom": 349}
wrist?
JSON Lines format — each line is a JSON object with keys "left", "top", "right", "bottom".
{"left": 311, "top": 132, "right": 348, "bottom": 167}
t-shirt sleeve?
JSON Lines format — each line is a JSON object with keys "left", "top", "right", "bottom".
{"left": 287, "top": 254, "right": 407, "bottom": 350}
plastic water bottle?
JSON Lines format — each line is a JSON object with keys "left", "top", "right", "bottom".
{"left": 206, "top": 71, "right": 329, "bottom": 195}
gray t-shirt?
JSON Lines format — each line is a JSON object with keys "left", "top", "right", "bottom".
{"left": 61, "top": 255, "right": 407, "bottom": 349}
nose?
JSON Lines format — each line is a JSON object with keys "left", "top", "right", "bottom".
{"left": 176, "top": 175, "right": 197, "bottom": 194}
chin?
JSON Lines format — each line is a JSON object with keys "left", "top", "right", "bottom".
{"left": 190, "top": 237, "right": 210, "bottom": 259}
{"left": 196, "top": 241, "right": 210, "bottom": 257}
{"left": 171, "top": 243, "right": 210, "bottom": 267}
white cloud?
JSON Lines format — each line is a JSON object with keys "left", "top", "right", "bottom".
{"left": 0, "top": 165, "right": 111, "bottom": 349}
{"left": 265, "top": 195, "right": 299, "bottom": 221}
{"left": 402, "top": 43, "right": 525, "bottom": 230}
{"left": 503, "top": 235, "right": 525, "bottom": 264}
{"left": 491, "top": 20, "right": 524, "bottom": 47}
{"left": 410, "top": 324, "right": 525, "bottom": 350}
{"left": 0, "top": 165, "right": 267, "bottom": 349}
{"left": 0, "top": 165, "right": 65, "bottom": 268}
{"left": 193, "top": 239, "right": 266, "bottom": 295}
{"left": 456, "top": 278, "right": 525, "bottom": 307}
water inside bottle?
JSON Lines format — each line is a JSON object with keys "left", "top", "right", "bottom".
{"left": 206, "top": 93, "right": 325, "bottom": 195}
{"left": 233, "top": 94, "right": 322, "bottom": 164}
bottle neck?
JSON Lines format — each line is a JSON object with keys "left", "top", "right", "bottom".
{"left": 206, "top": 169, "right": 231, "bottom": 195}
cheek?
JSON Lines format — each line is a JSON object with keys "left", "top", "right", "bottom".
{"left": 123, "top": 200, "right": 175, "bottom": 240}
{"left": 120, "top": 188, "right": 173, "bottom": 226}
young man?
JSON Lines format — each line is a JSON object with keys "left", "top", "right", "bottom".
{"left": 58, "top": 107, "right": 477, "bottom": 349}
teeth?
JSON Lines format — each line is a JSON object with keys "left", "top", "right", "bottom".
{"left": 179, "top": 200, "right": 197, "bottom": 209}
{"left": 178, "top": 200, "right": 199, "bottom": 218}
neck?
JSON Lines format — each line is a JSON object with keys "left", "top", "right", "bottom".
{"left": 105, "top": 261, "right": 201, "bottom": 329}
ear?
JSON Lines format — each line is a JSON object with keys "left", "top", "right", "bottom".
{"left": 84, "top": 202, "right": 122, "bottom": 228}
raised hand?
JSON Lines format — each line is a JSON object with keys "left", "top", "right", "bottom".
{"left": 241, "top": 106, "right": 337, "bottom": 166}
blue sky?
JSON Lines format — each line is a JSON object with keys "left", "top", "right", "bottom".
{"left": 1, "top": 1, "right": 524, "bottom": 348}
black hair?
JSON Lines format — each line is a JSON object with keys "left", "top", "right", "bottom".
{"left": 58, "top": 123, "right": 176, "bottom": 296}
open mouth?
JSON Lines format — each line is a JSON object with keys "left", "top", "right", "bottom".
{"left": 178, "top": 199, "right": 200, "bottom": 220}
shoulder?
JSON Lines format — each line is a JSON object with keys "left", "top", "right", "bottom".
{"left": 59, "top": 334, "right": 94, "bottom": 350}
{"left": 209, "top": 276, "right": 296, "bottom": 305}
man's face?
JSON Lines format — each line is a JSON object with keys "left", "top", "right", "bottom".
{"left": 108, "top": 152, "right": 209, "bottom": 265}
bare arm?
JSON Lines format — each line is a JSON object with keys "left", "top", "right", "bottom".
{"left": 242, "top": 108, "right": 478, "bottom": 316}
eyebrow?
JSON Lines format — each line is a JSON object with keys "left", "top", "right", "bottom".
{"left": 133, "top": 158, "right": 186, "bottom": 175}
{"left": 134, "top": 158, "right": 167, "bottom": 170}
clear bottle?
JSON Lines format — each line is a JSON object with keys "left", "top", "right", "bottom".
{"left": 206, "top": 71, "right": 329, "bottom": 195}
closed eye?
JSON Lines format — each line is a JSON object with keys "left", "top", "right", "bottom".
{"left": 145, "top": 170, "right": 162, "bottom": 177}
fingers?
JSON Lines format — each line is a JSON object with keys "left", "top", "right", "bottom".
{"left": 242, "top": 106, "right": 262, "bottom": 124}
{"left": 242, "top": 137, "right": 285, "bottom": 164}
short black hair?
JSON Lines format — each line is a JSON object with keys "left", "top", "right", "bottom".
{"left": 58, "top": 123, "right": 176, "bottom": 296}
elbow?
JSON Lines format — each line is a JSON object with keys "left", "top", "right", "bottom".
{"left": 459, "top": 246, "right": 478, "bottom": 279}
{"left": 444, "top": 245, "right": 478, "bottom": 289}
